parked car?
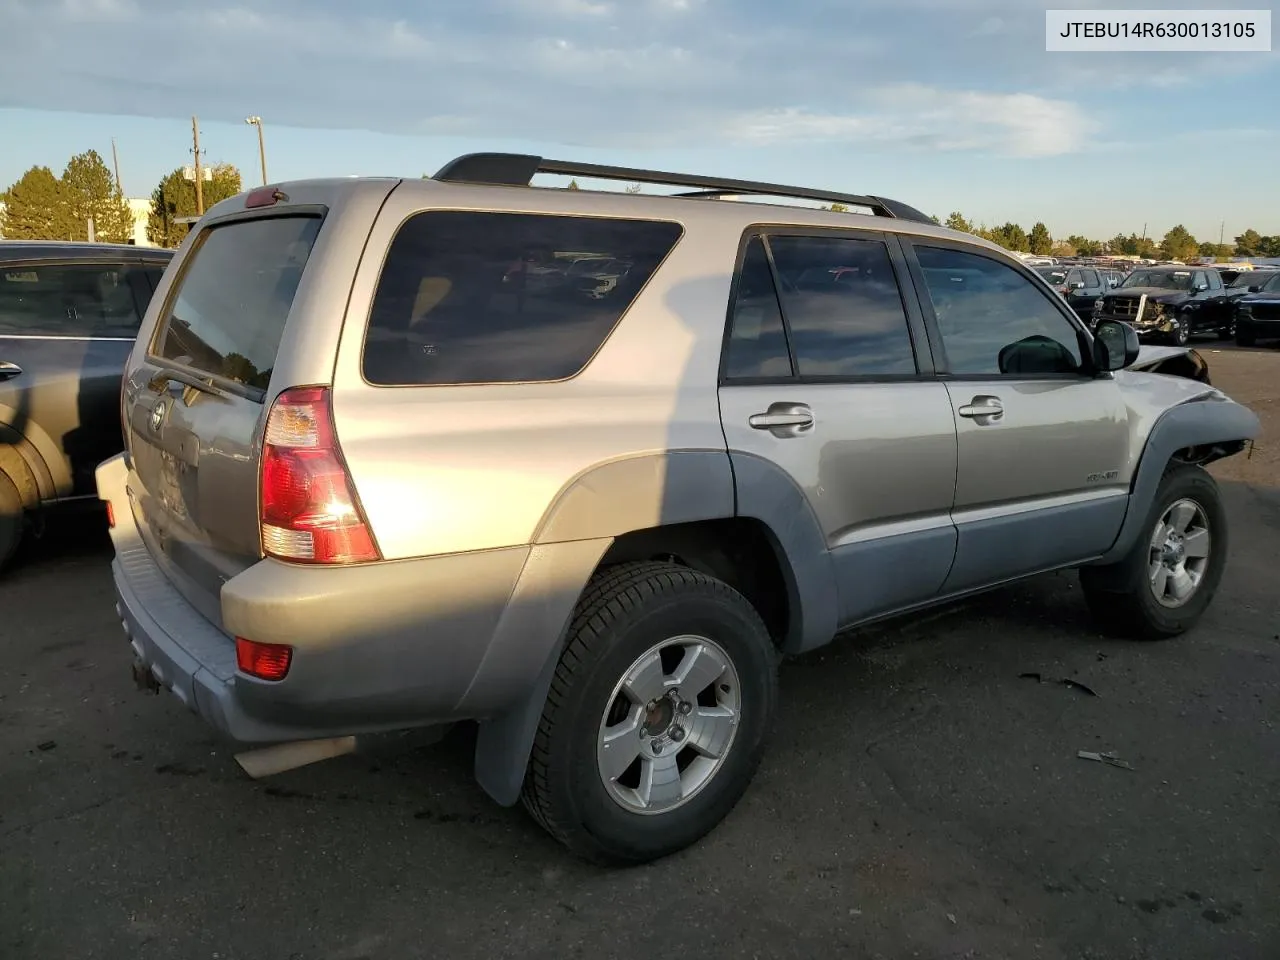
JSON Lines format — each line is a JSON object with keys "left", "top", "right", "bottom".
{"left": 1035, "top": 265, "right": 1118, "bottom": 321}
{"left": 1091, "top": 266, "right": 1235, "bottom": 344}
{"left": 1233, "top": 270, "right": 1280, "bottom": 347}
{"left": 0, "top": 241, "right": 174, "bottom": 568}
{"left": 96, "top": 155, "right": 1259, "bottom": 865}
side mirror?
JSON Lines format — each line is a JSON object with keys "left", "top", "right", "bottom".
{"left": 1073, "top": 281, "right": 1086, "bottom": 290}
{"left": 1092, "top": 319, "right": 1140, "bottom": 372}
{"left": 1109, "top": 278, "right": 1119, "bottom": 287}
{"left": 1193, "top": 283, "right": 1208, "bottom": 293}
{"left": 1247, "top": 285, "right": 1261, "bottom": 293}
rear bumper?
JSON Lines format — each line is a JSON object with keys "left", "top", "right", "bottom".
{"left": 96, "top": 454, "right": 609, "bottom": 745}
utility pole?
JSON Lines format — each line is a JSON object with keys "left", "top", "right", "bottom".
{"left": 245, "top": 116, "right": 267, "bottom": 185}
{"left": 191, "top": 115, "right": 205, "bottom": 215}
{"left": 111, "top": 137, "right": 123, "bottom": 195}
{"left": 1219, "top": 220, "right": 1225, "bottom": 250}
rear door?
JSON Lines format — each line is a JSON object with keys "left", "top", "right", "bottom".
{"left": 123, "top": 214, "right": 323, "bottom": 625}
{"left": 0, "top": 257, "right": 156, "bottom": 497}
{"left": 717, "top": 229, "right": 959, "bottom": 627}
{"left": 900, "top": 239, "right": 1130, "bottom": 594}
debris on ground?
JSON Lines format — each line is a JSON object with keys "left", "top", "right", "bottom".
{"left": 36, "top": 740, "right": 56, "bottom": 751}
{"left": 1019, "top": 672, "right": 1099, "bottom": 696}
{"left": 1077, "top": 750, "right": 1134, "bottom": 770}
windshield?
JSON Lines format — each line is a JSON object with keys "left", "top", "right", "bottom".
{"left": 1036, "top": 267, "right": 1068, "bottom": 284}
{"left": 1121, "top": 270, "right": 1193, "bottom": 291}
{"left": 1257, "top": 273, "right": 1280, "bottom": 293}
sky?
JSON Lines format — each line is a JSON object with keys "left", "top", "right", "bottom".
{"left": 0, "top": 0, "right": 1277, "bottom": 244}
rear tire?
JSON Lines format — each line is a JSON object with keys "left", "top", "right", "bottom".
{"left": 1080, "top": 464, "right": 1226, "bottom": 639}
{"left": 521, "top": 561, "right": 777, "bottom": 864}
{"left": 0, "top": 471, "right": 24, "bottom": 573}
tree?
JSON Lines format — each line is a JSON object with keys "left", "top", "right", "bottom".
{"left": 1028, "top": 222, "right": 1052, "bottom": 255}
{"left": 61, "top": 149, "right": 133, "bottom": 243}
{"left": 1159, "top": 224, "right": 1198, "bottom": 262}
{"left": 146, "top": 163, "right": 243, "bottom": 248}
{"left": 1051, "top": 240, "right": 1076, "bottom": 257}
{"left": 0, "top": 165, "right": 74, "bottom": 240}
{"left": 944, "top": 211, "right": 973, "bottom": 233}
{"left": 1258, "top": 235, "right": 1280, "bottom": 258}
{"left": 1235, "top": 229, "right": 1264, "bottom": 256}
{"left": 566, "top": 179, "right": 580, "bottom": 190}
{"left": 1067, "top": 235, "right": 1102, "bottom": 256}
{"left": 624, "top": 182, "right": 642, "bottom": 194}
{"left": 987, "top": 222, "right": 1029, "bottom": 252}
{"left": 826, "top": 202, "right": 848, "bottom": 212}
{"left": 1197, "top": 241, "right": 1234, "bottom": 260}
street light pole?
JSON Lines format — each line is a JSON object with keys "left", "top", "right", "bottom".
{"left": 245, "top": 116, "right": 267, "bottom": 185}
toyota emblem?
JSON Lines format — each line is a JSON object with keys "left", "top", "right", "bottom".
{"left": 150, "top": 400, "right": 167, "bottom": 432}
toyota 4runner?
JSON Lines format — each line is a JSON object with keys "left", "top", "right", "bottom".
{"left": 96, "top": 154, "right": 1260, "bottom": 864}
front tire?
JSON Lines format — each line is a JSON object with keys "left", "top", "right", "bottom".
{"left": 1173, "top": 319, "right": 1190, "bottom": 346}
{"left": 521, "top": 561, "right": 778, "bottom": 864}
{"left": 1080, "top": 464, "right": 1226, "bottom": 639}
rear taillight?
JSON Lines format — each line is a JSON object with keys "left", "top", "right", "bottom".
{"left": 106, "top": 502, "right": 115, "bottom": 528}
{"left": 236, "top": 637, "right": 293, "bottom": 681}
{"left": 259, "top": 386, "right": 380, "bottom": 564}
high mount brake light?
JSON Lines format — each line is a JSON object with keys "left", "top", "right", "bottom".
{"left": 245, "top": 187, "right": 287, "bottom": 209}
{"left": 260, "top": 386, "right": 380, "bottom": 564}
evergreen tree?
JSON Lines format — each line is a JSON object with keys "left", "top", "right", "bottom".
{"left": 146, "top": 163, "right": 243, "bottom": 248}
{"left": 61, "top": 149, "right": 134, "bottom": 243}
{"left": 0, "top": 165, "right": 74, "bottom": 240}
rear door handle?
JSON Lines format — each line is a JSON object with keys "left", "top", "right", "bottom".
{"left": 0, "top": 361, "right": 22, "bottom": 382}
{"left": 749, "top": 412, "right": 813, "bottom": 428}
{"left": 957, "top": 396, "right": 1003, "bottom": 421}
{"left": 748, "top": 403, "right": 814, "bottom": 437}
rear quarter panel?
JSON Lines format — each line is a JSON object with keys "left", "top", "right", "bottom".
{"left": 329, "top": 184, "right": 740, "bottom": 561}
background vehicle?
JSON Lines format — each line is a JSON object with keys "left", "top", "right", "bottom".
{"left": 1091, "top": 266, "right": 1234, "bottom": 344}
{"left": 1233, "top": 271, "right": 1280, "bottom": 347}
{"left": 0, "top": 241, "right": 174, "bottom": 569}
{"left": 1036, "top": 264, "right": 1115, "bottom": 320}
{"left": 97, "top": 155, "right": 1259, "bottom": 865}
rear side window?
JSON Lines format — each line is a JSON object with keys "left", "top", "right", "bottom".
{"left": 766, "top": 234, "right": 917, "bottom": 377}
{"left": 0, "top": 261, "right": 151, "bottom": 338}
{"left": 723, "top": 237, "right": 793, "bottom": 379}
{"left": 154, "top": 216, "right": 321, "bottom": 394}
{"left": 362, "top": 212, "right": 682, "bottom": 386}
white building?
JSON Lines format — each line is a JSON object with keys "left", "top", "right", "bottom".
{"left": 0, "top": 197, "right": 155, "bottom": 245}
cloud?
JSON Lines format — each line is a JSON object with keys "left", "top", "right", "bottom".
{"left": 725, "top": 85, "right": 1099, "bottom": 157}
{"left": 0, "top": 0, "right": 1272, "bottom": 158}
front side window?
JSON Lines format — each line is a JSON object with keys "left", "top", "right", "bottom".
{"left": 766, "top": 235, "right": 917, "bottom": 377}
{"left": 914, "top": 246, "right": 1085, "bottom": 377}
{"left": 0, "top": 261, "right": 150, "bottom": 338}
{"left": 363, "top": 212, "right": 682, "bottom": 386}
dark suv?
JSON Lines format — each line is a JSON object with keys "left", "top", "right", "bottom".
{"left": 1233, "top": 271, "right": 1280, "bottom": 347}
{"left": 0, "top": 241, "right": 174, "bottom": 568}
{"left": 1090, "top": 266, "right": 1233, "bottom": 344}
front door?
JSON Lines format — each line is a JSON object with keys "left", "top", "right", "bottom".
{"left": 902, "top": 240, "right": 1131, "bottom": 594}
{"left": 717, "top": 230, "right": 959, "bottom": 629}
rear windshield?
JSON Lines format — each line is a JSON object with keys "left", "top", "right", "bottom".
{"left": 362, "top": 211, "right": 683, "bottom": 386}
{"left": 153, "top": 215, "right": 321, "bottom": 395}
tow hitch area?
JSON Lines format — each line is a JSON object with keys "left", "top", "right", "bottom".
{"left": 131, "top": 657, "right": 161, "bottom": 694}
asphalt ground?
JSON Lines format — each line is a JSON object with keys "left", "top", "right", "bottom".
{"left": 2, "top": 344, "right": 1277, "bottom": 960}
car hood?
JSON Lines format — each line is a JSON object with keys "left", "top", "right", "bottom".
{"left": 1238, "top": 292, "right": 1280, "bottom": 306}
{"left": 1106, "top": 287, "right": 1191, "bottom": 304}
{"left": 1131, "top": 344, "right": 1195, "bottom": 369}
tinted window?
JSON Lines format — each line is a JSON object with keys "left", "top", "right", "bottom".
{"left": 156, "top": 216, "right": 320, "bottom": 393}
{"left": 724, "top": 237, "right": 792, "bottom": 379}
{"left": 1206, "top": 270, "right": 1223, "bottom": 290}
{"left": 0, "top": 261, "right": 150, "bottom": 337}
{"left": 766, "top": 235, "right": 916, "bottom": 377}
{"left": 1081, "top": 270, "right": 1100, "bottom": 287}
{"left": 915, "top": 246, "right": 1084, "bottom": 376}
{"left": 363, "top": 212, "right": 682, "bottom": 386}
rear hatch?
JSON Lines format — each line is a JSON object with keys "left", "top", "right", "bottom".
{"left": 123, "top": 213, "right": 323, "bottom": 627}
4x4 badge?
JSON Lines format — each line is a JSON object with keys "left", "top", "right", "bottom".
{"left": 150, "top": 400, "right": 167, "bottom": 432}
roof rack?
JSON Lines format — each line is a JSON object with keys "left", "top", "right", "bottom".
{"left": 431, "top": 152, "right": 936, "bottom": 225}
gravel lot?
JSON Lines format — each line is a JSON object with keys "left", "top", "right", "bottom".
{"left": 2, "top": 345, "right": 1277, "bottom": 960}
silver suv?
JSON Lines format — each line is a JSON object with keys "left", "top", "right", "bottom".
{"left": 97, "top": 153, "right": 1260, "bottom": 864}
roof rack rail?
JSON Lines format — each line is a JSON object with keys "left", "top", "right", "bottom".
{"left": 431, "top": 152, "right": 936, "bottom": 225}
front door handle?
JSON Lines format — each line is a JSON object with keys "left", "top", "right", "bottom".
{"left": 957, "top": 395, "right": 1003, "bottom": 422}
{"left": 0, "top": 361, "right": 22, "bottom": 382}
{"left": 748, "top": 402, "right": 814, "bottom": 436}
